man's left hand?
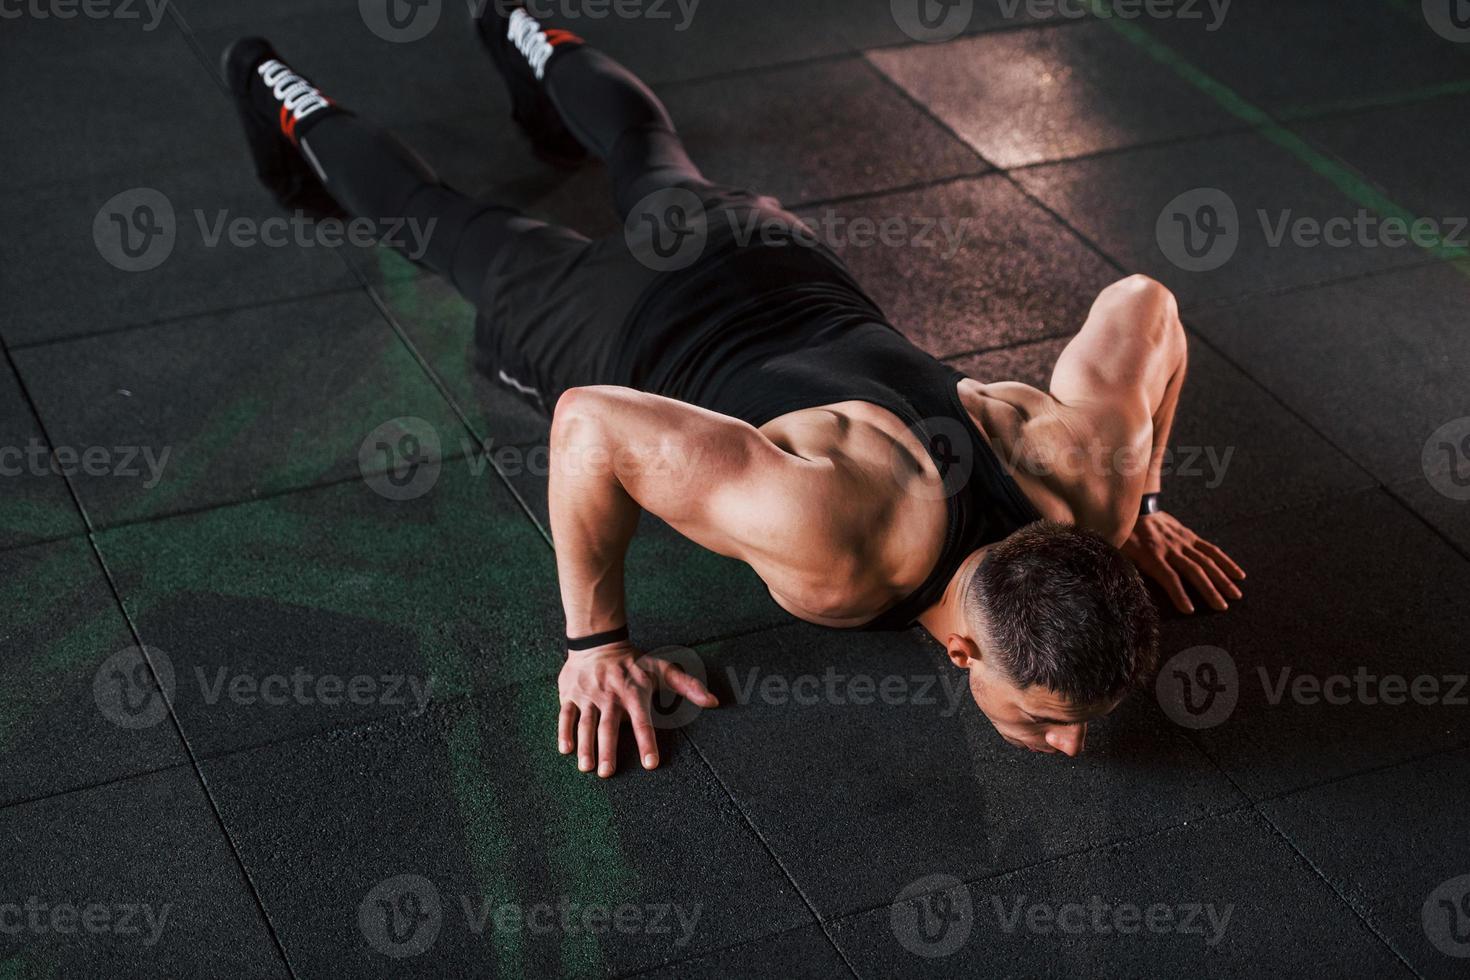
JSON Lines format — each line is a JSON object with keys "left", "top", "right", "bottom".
{"left": 1121, "top": 511, "right": 1245, "bottom": 614}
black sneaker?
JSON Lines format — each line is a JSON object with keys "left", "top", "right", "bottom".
{"left": 220, "top": 36, "right": 344, "bottom": 218}
{"left": 473, "top": 2, "right": 588, "bottom": 168}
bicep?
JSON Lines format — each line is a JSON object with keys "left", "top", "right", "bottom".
{"left": 551, "top": 386, "right": 816, "bottom": 561}
{"left": 1049, "top": 275, "right": 1183, "bottom": 428}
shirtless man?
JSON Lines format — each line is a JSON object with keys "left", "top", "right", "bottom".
{"left": 222, "top": 3, "right": 1244, "bottom": 777}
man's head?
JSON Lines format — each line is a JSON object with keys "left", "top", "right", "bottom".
{"left": 944, "top": 521, "right": 1159, "bottom": 756}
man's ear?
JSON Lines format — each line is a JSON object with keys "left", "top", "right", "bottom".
{"left": 944, "top": 633, "right": 982, "bottom": 670}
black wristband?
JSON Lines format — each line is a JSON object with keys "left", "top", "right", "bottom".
{"left": 566, "top": 626, "right": 629, "bottom": 651}
{"left": 1139, "top": 492, "right": 1162, "bottom": 516}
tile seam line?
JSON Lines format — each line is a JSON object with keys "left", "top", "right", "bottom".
{"left": 12, "top": 13, "right": 1465, "bottom": 204}
{"left": 1180, "top": 721, "right": 1423, "bottom": 978}
{"left": 1252, "top": 813, "right": 1425, "bottom": 979}
{"left": 1089, "top": 12, "right": 1443, "bottom": 972}
{"left": 1084, "top": 9, "right": 1468, "bottom": 561}
{"left": 17, "top": 11, "right": 1446, "bottom": 975}
{"left": 866, "top": 14, "right": 1455, "bottom": 966}
{"left": 610, "top": 919, "right": 830, "bottom": 980}
{"left": 863, "top": 38, "right": 1392, "bottom": 509}
{"left": 877, "top": 16, "right": 1438, "bottom": 540}
{"left": 1249, "top": 739, "right": 1470, "bottom": 809}
{"left": 6, "top": 283, "right": 379, "bottom": 352}
{"left": 1178, "top": 253, "right": 1445, "bottom": 316}
{"left": 858, "top": 52, "right": 1132, "bottom": 283}
{"left": 677, "top": 733, "right": 863, "bottom": 978}
{"left": 1, "top": 230, "right": 301, "bottom": 980}
{"left": 88, "top": 510, "right": 303, "bottom": 980}
{"left": 12, "top": 59, "right": 1444, "bottom": 205}
{"left": 344, "top": 261, "right": 555, "bottom": 547}
{"left": 78, "top": 447, "right": 479, "bottom": 538}
{"left": 133, "top": 619, "right": 797, "bottom": 777}
{"left": 1087, "top": 0, "right": 1470, "bottom": 273}
{"left": 822, "top": 798, "right": 1260, "bottom": 926}
{"left": 0, "top": 760, "right": 197, "bottom": 815}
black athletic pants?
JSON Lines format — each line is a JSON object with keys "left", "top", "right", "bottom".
{"left": 301, "top": 46, "right": 702, "bottom": 294}
{"left": 295, "top": 44, "right": 811, "bottom": 412}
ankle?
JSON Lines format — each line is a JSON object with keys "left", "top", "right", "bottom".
{"left": 251, "top": 57, "right": 346, "bottom": 143}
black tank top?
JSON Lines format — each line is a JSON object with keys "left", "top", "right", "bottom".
{"left": 615, "top": 234, "right": 1042, "bottom": 631}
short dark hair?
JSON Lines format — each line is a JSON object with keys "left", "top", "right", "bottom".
{"left": 966, "top": 521, "right": 1159, "bottom": 706}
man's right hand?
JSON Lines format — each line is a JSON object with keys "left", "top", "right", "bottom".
{"left": 557, "top": 644, "right": 719, "bottom": 778}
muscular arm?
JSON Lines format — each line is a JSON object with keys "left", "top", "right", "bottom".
{"left": 1049, "top": 274, "right": 1185, "bottom": 524}
{"left": 547, "top": 386, "right": 826, "bottom": 776}
{"left": 549, "top": 385, "right": 823, "bottom": 630}
{"left": 1049, "top": 275, "right": 1245, "bottom": 612}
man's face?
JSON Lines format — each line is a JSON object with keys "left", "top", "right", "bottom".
{"left": 966, "top": 656, "right": 1119, "bottom": 757}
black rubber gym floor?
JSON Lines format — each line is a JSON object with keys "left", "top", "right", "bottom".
{"left": 3, "top": 1, "right": 1469, "bottom": 977}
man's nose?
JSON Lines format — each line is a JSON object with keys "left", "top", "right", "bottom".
{"left": 1045, "top": 723, "right": 1087, "bottom": 757}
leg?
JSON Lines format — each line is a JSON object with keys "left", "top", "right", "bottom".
{"left": 483, "top": 7, "right": 710, "bottom": 218}
{"left": 542, "top": 47, "right": 710, "bottom": 219}
{"left": 298, "top": 113, "right": 587, "bottom": 303}
{"left": 224, "top": 37, "right": 587, "bottom": 306}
